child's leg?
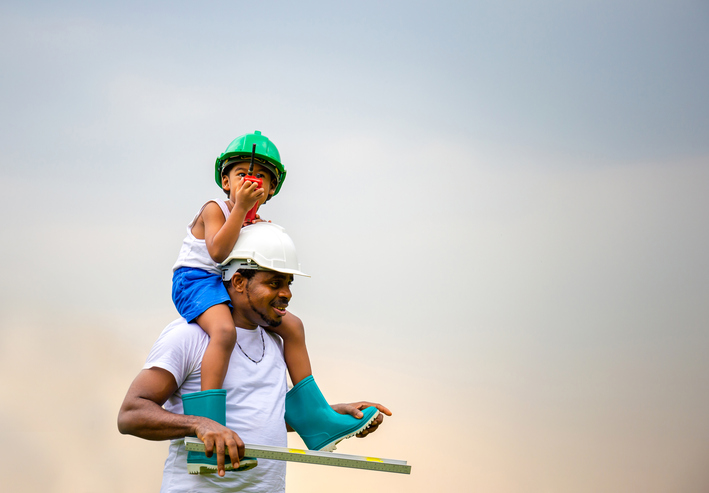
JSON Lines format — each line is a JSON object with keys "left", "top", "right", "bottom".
{"left": 267, "top": 312, "right": 312, "bottom": 385}
{"left": 272, "top": 313, "right": 379, "bottom": 452}
{"left": 195, "top": 303, "right": 236, "bottom": 391}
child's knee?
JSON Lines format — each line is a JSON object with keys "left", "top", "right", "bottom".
{"left": 280, "top": 314, "right": 305, "bottom": 341}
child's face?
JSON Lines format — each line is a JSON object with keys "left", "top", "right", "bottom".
{"left": 222, "top": 162, "right": 277, "bottom": 204}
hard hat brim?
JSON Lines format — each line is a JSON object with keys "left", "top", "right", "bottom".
{"left": 221, "top": 260, "right": 309, "bottom": 282}
{"left": 219, "top": 223, "right": 308, "bottom": 281}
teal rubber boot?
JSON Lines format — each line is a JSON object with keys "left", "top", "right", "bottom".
{"left": 284, "top": 376, "right": 380, "bottom": 452}
{"left": 182, "top": 389, "right": 257, "bottom": 474}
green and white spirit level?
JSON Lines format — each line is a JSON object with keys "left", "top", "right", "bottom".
{"left": 183, "top": 437, "right": 411, "bottom": 475}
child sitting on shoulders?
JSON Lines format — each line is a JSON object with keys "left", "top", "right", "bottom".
{"left": 172, "top": 131, "right": 383, "bottom": 473}
{"left": 172, "top": 131, "right": 311, "bottom": 391}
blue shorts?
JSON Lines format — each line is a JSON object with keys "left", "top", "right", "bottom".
{"left": 172, "top": 267, "right": 231, "bottom": 323}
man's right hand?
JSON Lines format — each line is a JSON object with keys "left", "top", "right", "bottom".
{"left": 118, "top": 368, "right": 247, "bottom": 478}
{"left": 194, "top": 417, "right": 245, "bottom": 477}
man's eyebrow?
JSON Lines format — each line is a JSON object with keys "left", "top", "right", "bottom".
{"left": 277, "top": 274, "right": 294, "bottom": 284}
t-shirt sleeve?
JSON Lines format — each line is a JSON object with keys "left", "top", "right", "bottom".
{"left": 143, "top": 321, "right": 206, "bottom": 388}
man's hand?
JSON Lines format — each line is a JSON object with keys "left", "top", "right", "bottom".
{"left": 118, "top": 368, "right": 246, "bottom": 477}
{"left": 330, "top": 401, "right": 392, "bottom": 438}
{"left": 194, "top": 418, "right": 245, "bottom": 477}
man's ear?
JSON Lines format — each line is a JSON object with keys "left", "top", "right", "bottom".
{"left": 221, "top": 173, "right": 230, "bottom": 192}
{"left": 231, "top": 273, "right": 247, "bottom": 293}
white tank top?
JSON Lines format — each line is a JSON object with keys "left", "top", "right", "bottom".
{"left": 172, "top": 199, "right": 231, "bottom": 275}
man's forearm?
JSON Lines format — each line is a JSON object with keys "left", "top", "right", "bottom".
{"left": 118, "top": 388, "right": 247, "bottom": 477}
{"left": 118, "top": 395, "right": 201, "bottom": 441}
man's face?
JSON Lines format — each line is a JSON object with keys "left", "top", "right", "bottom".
{"left": 241, "top": 271, "right": 293, "bottom": 328}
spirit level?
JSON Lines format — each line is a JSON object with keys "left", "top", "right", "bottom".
{"left": 184, "top": 436, "right": 411, "bottom": 475}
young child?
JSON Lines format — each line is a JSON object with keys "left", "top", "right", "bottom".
{"left": 172, "top": 131, "right": 382, "bottom": 470}
{"left": 172, "top": 131, "right": 311, "bottom": 391}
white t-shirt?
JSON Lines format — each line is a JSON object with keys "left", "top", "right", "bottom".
{"left": 144, "top": 318, "right": 288, "bottom": 493}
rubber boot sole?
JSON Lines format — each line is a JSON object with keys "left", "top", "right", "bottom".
{"left": 317, "top": 409, "right": 380, "bottom": 452}
{"left": 187, "top": 457, "right": 258, "bottom": 474}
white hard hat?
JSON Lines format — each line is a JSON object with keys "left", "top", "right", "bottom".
{"left": 221, "top": 222, "right": 309, "bottom": 281}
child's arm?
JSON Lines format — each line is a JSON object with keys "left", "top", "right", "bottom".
{"left": 203, "top": 178, "right": 264, "bottom": 263}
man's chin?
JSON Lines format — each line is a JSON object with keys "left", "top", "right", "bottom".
{"left": 257, "top": 311, "right": 282, "bottom": 328}
{"left": 247, "top": 297, "right": 283, "bottom": 328}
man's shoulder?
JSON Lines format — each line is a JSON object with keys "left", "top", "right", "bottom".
{"left": 144, "top": 318, "right": 208, "bottom": 375}
{"left": 157, "top": 318, "right": 209, "bottom": 346}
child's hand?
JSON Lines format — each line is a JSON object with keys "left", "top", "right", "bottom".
{"left": 244, "top": 213, "right": 271, "bottom": 226}
{"left": 231, "top": 177, "right": 265, "bottom": 214}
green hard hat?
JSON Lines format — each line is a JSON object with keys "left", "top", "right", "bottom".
{"left": 215, "top": 130, "right": 287, "bottom": 196}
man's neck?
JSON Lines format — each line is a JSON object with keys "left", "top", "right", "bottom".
{"left": 232, "top": 311, "right": 259, "bottom": 330}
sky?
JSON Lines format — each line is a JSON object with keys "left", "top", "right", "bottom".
{"left": 1, "top": 1, "right": 708, "bottom": 492}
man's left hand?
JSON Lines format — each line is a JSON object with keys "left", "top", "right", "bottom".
{"left": 330, "top": 401, "right": 392, "bottom": 438}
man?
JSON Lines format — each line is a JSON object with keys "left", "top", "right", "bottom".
{"left": 117, "top": 223, "right": 389, "bottom": 492}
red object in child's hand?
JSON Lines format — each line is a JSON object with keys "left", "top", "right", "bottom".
{"left": 244, "top": 175, "right": 263, "bottom": 223}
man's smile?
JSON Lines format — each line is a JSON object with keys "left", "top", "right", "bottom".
{"left": 272, "top": 300, "right": 288, "bottom": 316}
